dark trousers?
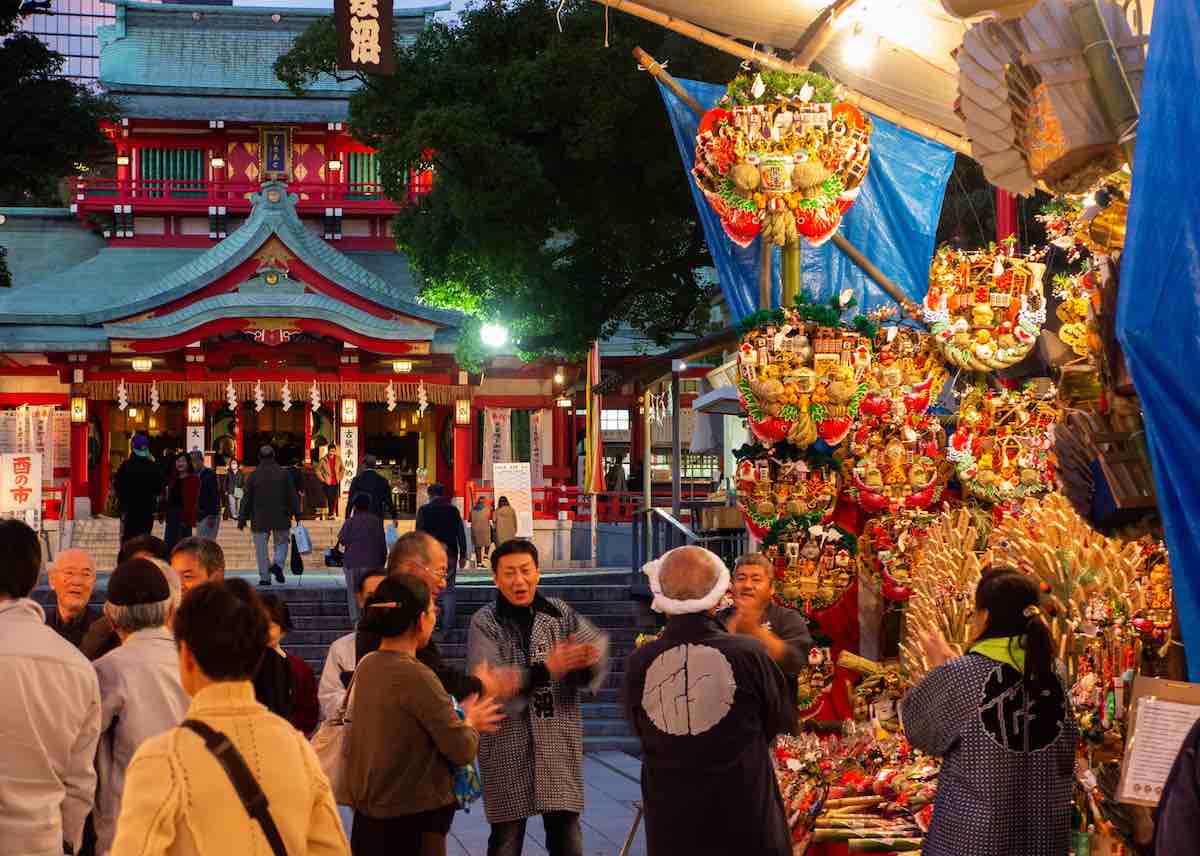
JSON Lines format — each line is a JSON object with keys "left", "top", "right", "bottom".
{"left": 438, "top": 552, "right": 459, "bottom": 636}
{"left": 164, "top": 508, "right": 191, "bottom": 551}
{"left": 352, "top": 805, "right": 455, "bottom": 856}
{"left": 324, "top": 483, "right": 340, "bottom": 516}
{"left": 122, "top": 511, "right": 154, "bottom": 543}
{"left": 487, "top": 812, "right": 582, "bottom": 856}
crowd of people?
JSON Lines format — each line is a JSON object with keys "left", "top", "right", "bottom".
{"left": 8, "top": 476, "right": 1200, "bottom": 856}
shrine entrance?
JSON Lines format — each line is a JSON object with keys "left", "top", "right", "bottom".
{"left": 242, "top": 402, "right": 306, "bottom": 466}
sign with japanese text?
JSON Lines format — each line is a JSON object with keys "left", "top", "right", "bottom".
{"left": 186, "top": 426, "right": 206, "bottom": 454}
{"left": 482, "top": 408, "right": 511, "bottom": 485}
{"left": 0, "top": 453, "right": 42, "bottom": 528}
{"left": 492, "top": 462, "right": 533, "bottom": 538}
{"left": 339, "top": 426, "right": 359, "bottom": 509}
{"left": 335, "top": 0, "right": 396, "bottom": 75}
{"left": 261, "top": 128, "right": 290, "bottom": 176}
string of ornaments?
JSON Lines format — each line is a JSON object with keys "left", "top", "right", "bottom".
{"left": 309, "top": 380, "right": 321, "bottom": 413}
{"left": 280, "top": 379, "right": 292, "bottom": 412}
{"left": 417, "top": 379, "right": 428, "bottom": 416}
{"left": 385, "top": 380, "right": 397, "bottom": 412}
{"left": 225, "top": 379, "right": 237, "bottom": 412}
{"left": 149, "top": 380, "right": 160, "bottom": 413}
{"left": 253, "top": 380, "right": 265, "bottom": 413}
{"left": 116, "top": 379, "right": 128, "bottom": 412}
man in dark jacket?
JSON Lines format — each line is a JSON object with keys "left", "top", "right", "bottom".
{"left": 237, "top": 446, "right": 299, "bottom": 586}
{"left": 345, "top": 454, "right": 395, "bottom": 521}
{"left": 625, "top": 545, "right": 794, "bottom": 856}
{"left": 190, "top": 450, "right": 222, "bottom": 541}
{"left": 415, "top": 482, "right": 467, "bottom": 633}
{"left": 115, "top": 434, "right": 164, "bottom": 543}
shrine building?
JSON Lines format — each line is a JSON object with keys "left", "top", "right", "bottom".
{"left": 0, "top": 0, "right": 712, "bottom": 532}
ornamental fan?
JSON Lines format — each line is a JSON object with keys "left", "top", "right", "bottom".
{"left": 280, "top": 379, "right": 292, "bottom": 412}
{"left": 116, "top": 379, "right": 128, "bottom": 412}
{"left": 226, "top": 379, "right": 237, "bottom": 412}
{"left": 386, "top": 381, "right": 398, "bottom": 413}
{"left": 692, "top": 70, "right": 872, "bottom": 248}
{"left": 309, "top": 381, "right": 321, "bottom": 414}
{"left": 416, "top": 379, "right": 428, "bottom": 416}
{"left": 254, "top": 380, "right": 265, "bottom": 413}
{"left": 149, "top": 381, "right": 160, "bottom": 414}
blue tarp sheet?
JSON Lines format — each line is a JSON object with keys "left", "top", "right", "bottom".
{"left": 1117, "top": 0, "right": 1200, "bottom": 678}
{"left": 659, "top": 78, "right": 955, "bottom": 321}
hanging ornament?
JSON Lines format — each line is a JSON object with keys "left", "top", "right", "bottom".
{"left": 310, "top": 380, "right": 321, "bottom": 413}
{"left": 417, "top": 379, "right": 428, "bottom": 416}
{"left": 149, "top": 380, "right": 160, "bottom": 413}
{"left": 116, "top": 378, "right": 128, "bottom": 412}
{"left": 254, "top": 380, "right": 265, "bottom": 413}
{"left": 226, "top": 379, "right": 237, "bottom": 412}
{"left": 385, "top": 380, "right": 398, "bottom": 413}
{"left": 280, "top": 379, "right": 292, "bottom": 412}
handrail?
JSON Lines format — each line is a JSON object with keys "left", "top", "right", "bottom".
{"left": 72, "top": 177, "right": 428, "bottom": 207}
{"left": 644, "top": 506, "right": 698, "bottom": 542}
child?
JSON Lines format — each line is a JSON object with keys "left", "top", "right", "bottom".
{"left": 338, "top": 493, "right": 387, "bottom": 622}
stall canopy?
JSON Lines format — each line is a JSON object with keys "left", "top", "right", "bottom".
{"left": 660, "top": 78, "right": 954, "bottom": 320}
{"left": 1117, "top": 0, "right": 1200, "bottom": 678}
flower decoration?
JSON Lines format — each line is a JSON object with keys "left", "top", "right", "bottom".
{"left": 693, "top": 70, "right": 872, "bottom": 247}
{"left": 923, "top": 245, "right": 1047, "bottom": 372}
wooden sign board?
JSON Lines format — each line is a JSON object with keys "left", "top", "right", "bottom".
{"left": 335, "top": 0, "right": 395, "bottom": 75}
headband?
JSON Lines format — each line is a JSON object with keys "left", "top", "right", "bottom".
{"left": 643, "top": 547, "right": 731, "bottom": 615}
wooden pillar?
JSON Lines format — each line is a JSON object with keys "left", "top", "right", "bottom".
{"left": 996, "top": 188, "right": 1018, "bottom": 245}
{"left": 453, "top": 412, "right": 473, "bottom": 501}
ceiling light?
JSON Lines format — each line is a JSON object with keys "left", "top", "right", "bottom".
{"left": 393, "top": 360, "right": 413, "bottom": 374}
{"left": 131, "top": 357, "right": 153, "bottom": 372}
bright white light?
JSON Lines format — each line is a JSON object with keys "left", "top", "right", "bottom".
{"left": 843, "top": 26, "right": 874, "bottom": 69}
{"left": 480, "top": 323, "right": 509, "bottom": 348}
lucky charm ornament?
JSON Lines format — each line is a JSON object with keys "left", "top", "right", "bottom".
{"left": 693, "top": 70, "right": 872, "bottom": 247}
{"left": 734, "top": 443, "right": 841, "bottom": 539}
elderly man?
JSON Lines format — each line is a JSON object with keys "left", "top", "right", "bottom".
{"left": 93, "top": 559, "right": 190, "bottom": 856}
{"left": 191, "top": 450, "right": 222, "bottom": 541}
{"left": 46, "top": 548, "right": 101, "bottom": 649}
{"left": 719, "top": 552, "right": 814, "bottom": 704}
{"left": 0, "top": 520, "right": 101, "bottom": 856}
{"left": 625, "top": 545, "right": 794, "bottom": 856}
{"left": 238, "top": 445, "right": 299, "bottom": 586}
{"left": 468, "top": 539, "right": 608, "bottom": 856}
{"left": 170, "top": 536, "right": 226, "bottom": 595}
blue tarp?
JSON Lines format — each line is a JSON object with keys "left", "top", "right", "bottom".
{"left": 1117, "top": 0, "right": 1200, "bottom": 678}
{"left": 658, "top": 78, "right": 955, "bottom": 321}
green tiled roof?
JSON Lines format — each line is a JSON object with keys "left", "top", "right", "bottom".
{"left": 104, "top": 292, "right": 440, "bottom": 341}
{"left": 0, "top": 211, "right": 107, "bottom": 288}
{"left": 0, "top": 183, "right": 460, "bottom": 330}
{"left": 100, "top": 0, "right": 449, "bottom": 96}
{"left": 113, "top": 93, "right": 350, "bottom": 124}
{"left": 0, "top": 326, "right": 109, "bottom": 352}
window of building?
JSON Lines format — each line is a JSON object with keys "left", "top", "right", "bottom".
{"left": 649, "top": 452, "right": 721, "bottom": 481}
{"left": 600, "top": 409, "right": 630, "bottom": 432}
{"left": 17, "top": 0, "right": 127, "bottom": 84}
{"left": 138, "top": 148, "right": 206, "bottom": 197}
{"left": 347, "top": 151, "right": 381, "bottom": 200}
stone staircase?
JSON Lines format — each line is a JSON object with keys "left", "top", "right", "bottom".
{"left": 36, "top": 570, "right": 656, "bottom": 754}
{"left": 65, "top": 516, "right": 416, "bottom": 570}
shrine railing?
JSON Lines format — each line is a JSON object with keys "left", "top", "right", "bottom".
{"left": 72, "top": 177, "right": 430, "bottom": 215}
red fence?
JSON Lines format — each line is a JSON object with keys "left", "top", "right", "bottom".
{"left": 465, "top": 482, "right": 715, "bottom": 524}
{"left": 73, "top": 177, "right": 431, "bottom": 213}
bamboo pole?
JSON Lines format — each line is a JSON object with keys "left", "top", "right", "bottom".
{"left": 596, "top": 0, "right": 973, "bottom": 156}
{"left": 793, "top": 0, "right": 863, "bottom": 67}
{"left": 758, "top": 237, "right": 773, "bottom": 310}
{"left": 782, "top": 238, "right": 801, "bottom": 307}
{"left": 632, "top": 46, "right": 704, "bottom": 115}
{"left": 831, "top": 233, "right": 921, "bottom": 319}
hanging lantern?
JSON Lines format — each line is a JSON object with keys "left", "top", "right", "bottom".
{"left": 70, "top": 396, "right": 87, "bottom": 424}
{"left": 340, "top": 397, "right": 358, "bottom": 425}
{"left": 186, "top": 397, "right": 205, "bottom": 425}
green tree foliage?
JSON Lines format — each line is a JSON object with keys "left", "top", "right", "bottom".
{"left": 277, "top": 0, "right": 738, "bottom": 365}
{"left": 0, "top": 1, "right": 119, "bottom": 204}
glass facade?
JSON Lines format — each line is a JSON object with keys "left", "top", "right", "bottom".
{"left": 16, "top": 0, "right": 176, "bottom": 82}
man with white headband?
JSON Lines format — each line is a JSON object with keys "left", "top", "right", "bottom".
{"left": 623, "top": 545, "right": 794, "bottom": 856}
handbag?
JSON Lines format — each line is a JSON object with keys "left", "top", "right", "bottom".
{"left": 310, "top": 677, "right": 355, "bottom": 806}
{"left": 324, "top": 545, "right": 344, "bottom": 568}
{"left": 449, "top": 698, "right": 483, "bottom": 810}
{"left": 289, "top": 536, "right": 305, "bottom": 576}
{"left": 291, "top": 523, "right": 313, "bottom": 555}
{"left": 181, "top": 720, "right": 289, "bottom": 856}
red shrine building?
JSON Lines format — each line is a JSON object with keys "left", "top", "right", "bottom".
{"left": 0, "top": 0, "right": 713, "bottom": 531}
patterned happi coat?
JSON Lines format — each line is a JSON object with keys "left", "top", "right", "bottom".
{"left": 901, "top": 653, "right": 1078, "bottom": 856}
{"left": 466, "top": 594, "right": 609, "bottom": 824}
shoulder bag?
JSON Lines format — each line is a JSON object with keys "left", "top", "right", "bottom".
{"left": 309, "top": 675, "right": 355, "bottom": 805}
{"left": 180, "top": 719, "right": 289, "bottom": 856}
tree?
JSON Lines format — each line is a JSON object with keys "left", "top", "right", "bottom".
{"left": 0, "top": 1, "right": 119, "bottom": 203}
{"left": 277, "top": 0, "right": 738, "bottom": 364}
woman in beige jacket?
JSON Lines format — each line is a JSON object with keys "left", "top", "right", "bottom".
{"left": 110, "top": 581, "right": 349, "bottom": 856}
{"left": 493, "top": 496, "right": 518, "bottom": 548}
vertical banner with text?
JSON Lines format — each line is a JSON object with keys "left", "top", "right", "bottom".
{"left": 483, "top": 408, "right": 512, "bottom": 485}
{"left": 335, "top": 0, "right": 396, "bottom": 75}
{"left": 339, "top": 426, "right": 359, "bottom": 511}
{"left": 493, "top": 462, "right": 533, "bottom": 538}
{"left": 0, "top": 452, "right": 42, "bottom": 529}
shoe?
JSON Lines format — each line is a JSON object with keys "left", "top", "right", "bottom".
{"left": 259, "top": 577, "right": 272, "bottom": 586}
{"left": 270, "top": 564, "right": 285, "bottom": 584}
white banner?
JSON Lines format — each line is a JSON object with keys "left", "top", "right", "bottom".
{"left": 53, "top": 410, "right": 70, "bottom": 473}
{"left": 493, "top": 462, "right": 533, "bottom": 538}
{"left": 482, "top": 407, "right": 512, "bottom": 485}
{"left": 530, "top": 409, "right": 553, "bottom": 487}
{"left": 339, "top": 425, "right": 359, "bottom": 509}
{"left": 185, "top": 426, "right": 206, "bottom": 455}
{"left": 0, "top": 452, "right": 42, "bottom": 528}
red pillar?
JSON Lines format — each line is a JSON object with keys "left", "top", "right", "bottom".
{"left": 995, "top": 188, "right": 1018, "bottom": 246}
{"left": 69, "top": 416, "right": 89, "bottom": 517}
{"left": 452, "top": 413, "right": 472, "bottom": 500}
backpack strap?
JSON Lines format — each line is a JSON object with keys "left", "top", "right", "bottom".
{"left": 181, "top": 720, "right": 289, "bottom": 856}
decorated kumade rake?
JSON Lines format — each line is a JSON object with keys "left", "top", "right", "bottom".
{"left": 948, "top": 384, "right": 1058, "bottom": 506}
{"left": 857, "top": 512, "right": 935, "bottom": 603}
{"left": 760, "top": 516, "right": 858, "bottom": 612}
{"left": 923, "top": 246, "right": 1047, "bottom": 372}
{"left": 693, "top": 70, "right": 872, "bottom": 247}
{"left": 733, "top": 444, "right": 841, "bottom": 539}
{"left": 736, "top": 303, "right": 871, "bottom": 451}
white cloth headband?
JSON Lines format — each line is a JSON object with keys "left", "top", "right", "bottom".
{"left": 643, "top": 547, "right": 731, "bottom": 615}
